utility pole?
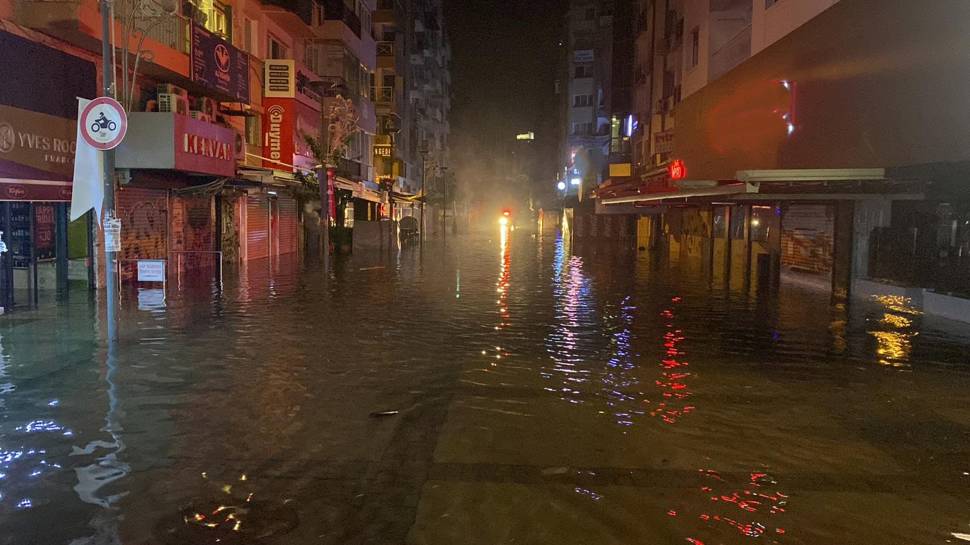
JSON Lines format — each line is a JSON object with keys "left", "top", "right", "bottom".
{"left": 101, "top": 0, "right": 118, "bottom": 341}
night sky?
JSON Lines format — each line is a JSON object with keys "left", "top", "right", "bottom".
{"left": 444, "top": 0, "right": 569, "bottom": 206}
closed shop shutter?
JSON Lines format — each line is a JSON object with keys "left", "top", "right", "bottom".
{"left": 782, "top": 204, "right": 834, "bottom": 274}
{"left": 247, "top": 194, "right": 269, "bottom": 260}
{"left": 117, "top": 187, "right": 168, "bottom": 262}
{"left": 278, "top": 195, "right": 298, "bottom": 255}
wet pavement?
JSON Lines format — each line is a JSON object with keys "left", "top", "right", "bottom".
{"left": 2, "top": 228, "right": 970, "bottom": 544}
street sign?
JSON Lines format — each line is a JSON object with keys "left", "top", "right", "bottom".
{"left": 137, "top": 260, "right": 166, "bottom": 282}
{"left": 80, "top": 97, "right": 127, "bottom": 150}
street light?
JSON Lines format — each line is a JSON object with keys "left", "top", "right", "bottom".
{"left": 557, "top": 181, "right": 566, "bottom": 191}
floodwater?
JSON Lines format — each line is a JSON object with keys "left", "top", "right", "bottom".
{"left": 2, "top": 227, "right": 970, "bottom": 545}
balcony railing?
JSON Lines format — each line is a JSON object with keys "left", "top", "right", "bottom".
{"left": 377, "top": 41, "right": 394, "bottom": 57}
{"left": 115, "top": 9, "right": 192, "bottom": 54}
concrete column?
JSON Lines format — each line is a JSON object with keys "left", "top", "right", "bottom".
{"left": 851, "top": 199, "right": 892, "bottom": 280}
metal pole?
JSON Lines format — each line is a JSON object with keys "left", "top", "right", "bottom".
{"left": 318, "top": 101, "right": 331, "bottom": 273}
{"left": 101, "top": 0, "right": 118, "bottom": 341}
{"left": 419, "top": 154, "right": 426, "bottom": 245}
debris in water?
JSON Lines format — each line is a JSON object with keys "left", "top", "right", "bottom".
{"left": 369, "top": 410, "right": 400, "bottom": 417}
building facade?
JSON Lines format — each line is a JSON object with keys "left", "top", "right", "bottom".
{"left": 591, "top": 0, "right": 970, "bottom": 321}
{"left": 0, "top": 0, "right": 450, "bottom": 310}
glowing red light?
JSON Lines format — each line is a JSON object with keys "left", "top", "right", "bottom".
{"left": 502, "top": 210, "right": 511, "bottom": 216}
{"left": 669, "top": 159, "right": 687, "bottom": 180}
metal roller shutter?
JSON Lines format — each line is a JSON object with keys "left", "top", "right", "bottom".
{"left": 247, "top": 194, "right": 269, "bottom": 261}
{"left": 116, "top": 187, "right": 168, "bottom": 261}
{"left": 277, "top": 195, "right": 298, "bottom": 255}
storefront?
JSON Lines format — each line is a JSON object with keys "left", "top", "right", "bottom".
{"left": 115, "top": 110, "right": 238, "bottom": 282}
{"left": 0, "top": 29, "right": 97, "bottom": 310}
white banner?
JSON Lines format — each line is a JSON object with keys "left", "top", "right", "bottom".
{"left": 70, "top": 97, "right": 104, "bottom": 222}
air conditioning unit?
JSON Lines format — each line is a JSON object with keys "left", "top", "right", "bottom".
{"left": 158, "top": 93, "right": 189, "bottom": 114}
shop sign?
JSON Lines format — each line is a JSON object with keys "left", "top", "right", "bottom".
{"left": 191, "top": 24, "right": 250, "bottom": 102}
{"left": 374, "top": 144, "right": 392, "bottom": 158}
{"left": 264, "top": 60, "right": 296, "bottom": 98}
{"left": 262, "top": 97, "right": 295, "bottom": 172}
{"left": 115, "top": 113, "right": 235, "bottom": 176}
{"left": 0, "top": 104, "right": 77, "bottom": 180}
{"left": 0, "top": 181, "right": 72, "bottom": 202}
{"left": 669, "top": 159, "right": 687, "bottom": 180}
{"left": 174, "top": 115, "right": 235, "bottom": 176}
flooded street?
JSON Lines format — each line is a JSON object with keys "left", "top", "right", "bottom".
{"left": 2, "top": 229, "right": 970, "bottom": 545}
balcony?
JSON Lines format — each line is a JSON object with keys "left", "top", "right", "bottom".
{"left": 14, "top": 0, "right": 190, "bottom": 77}
{"left": 374, "top": 86, "right": 395, "bottom": 104}
{"left": 336, "top": 157, "right": 362, "bottom": 180}
{"left": 322, "top": 0, "right": 362, "bottom": 37}
{"left": 261, "top": 0, "right": 317, "bottom": 38}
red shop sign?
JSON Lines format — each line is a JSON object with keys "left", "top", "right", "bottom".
{"left": 262, "top": 97, "right": 295, "bottom": 172}
{"left": 173, "top": 114, "right": 235, "bottom": 177}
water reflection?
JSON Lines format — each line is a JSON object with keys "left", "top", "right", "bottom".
{"left": 671, "top": 470, "right": 790, "bottom": 544}
{"left": 867, "top": 295, "right": 920, "bottom": 368}
{"left": 648, "top": 297, "right": 695, "bottom": 424}
{"left": 600, "top": 296, "right": 644, "bottom": 427}
{"left": 544, "top": 233, "right": 595, "bottom": 405}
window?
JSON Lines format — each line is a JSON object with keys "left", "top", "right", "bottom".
{"left": 268, "top": 34, "right": 288, "bottom": 60}
{"left": 690, "top": 27, "right": 699, "bottom": 68}
{"left": 313, "top": 2, "right": 325, "bottom": 26}
{"left": 382, "top": 29, "right": 396, "bottom": 42}
{"left": 574, "top": 64, "right": 592, "bottom": 78}
{"left": 208, "top": 1, "right": 231, "bottom": 39}
{"left": 573, "top": 94, "right": 593, "bottom": 107}
{"left": 571, "top": 122, "right": 593, "bottom": 135}
{"left": 765, "top": 0, "right": 779, "bottom": 7}
{"left": 245, "top": 115, "right": 261, "bottom": 146}
{"left": 242, "top": 16, "right": 257, "bottom": 54}
{"left": 584, "top": 7, "right": 595, "bottom": 20}
{"left": 359, "top": 5, "right": 372, "bottom": 38}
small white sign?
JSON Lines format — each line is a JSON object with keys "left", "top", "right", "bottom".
{"left": 137, "top": 260, "right": 166, "bottom": 282}
{"left": 103, "top": 218, "right": 121, "bottom": 253}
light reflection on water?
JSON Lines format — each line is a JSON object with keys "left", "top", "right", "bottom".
{"left": 1, "top": 233, "right": 970, "bottom": 544}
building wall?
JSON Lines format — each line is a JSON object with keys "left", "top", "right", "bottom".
{"left": 680, "top": 0, "right": 709, "bottom": 98}
{"left": 751, "top": 0, "right": 839, "bottom": 55}
{"left": 675, "top": 0, "right": 970, "bottom": 180}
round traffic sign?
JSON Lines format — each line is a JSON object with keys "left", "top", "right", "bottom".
{"left": 80, "top": 97, "right": 127, "bottom": 150}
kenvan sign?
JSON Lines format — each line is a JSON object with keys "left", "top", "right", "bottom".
{"left": 116, "top": 112, "right": 236, "bottom": 177}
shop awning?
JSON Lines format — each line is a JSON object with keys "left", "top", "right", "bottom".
{"left": 601, "top": 181, "right": 755, "bottom": 205}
